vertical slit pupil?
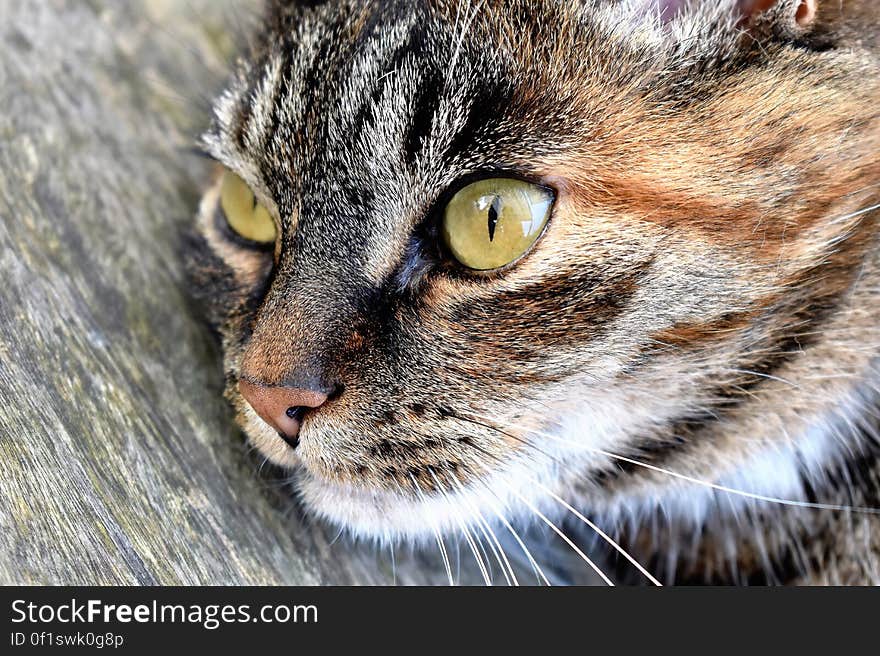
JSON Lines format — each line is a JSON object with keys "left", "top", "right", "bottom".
{"left": 487, "top": 195, "right": 501, "bottom": 242}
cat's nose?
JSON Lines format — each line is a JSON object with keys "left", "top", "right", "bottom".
{"left": 238, "top": 380, "right": 329, "bottom": 445}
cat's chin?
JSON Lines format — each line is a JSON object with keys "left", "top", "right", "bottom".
{"left": 237, "top": 404, "right": 553, "bottom": 539}
{"left": 293, "top": 462, "right": 557, "bottom": 544}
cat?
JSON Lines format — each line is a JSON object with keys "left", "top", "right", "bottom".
{"left": 189, "top": 0, "right": 880, "bottom": 584}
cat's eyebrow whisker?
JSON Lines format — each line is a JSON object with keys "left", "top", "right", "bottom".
{"left": 494, "top": 476, "right": 615, "bottom": 586}
{"left": 449, "top": 472, "right": 518, "bottom": 586}
{"left": 427, "top": 469, "right": 493, "bottom": 586}
{"left": 447, "top": 0, "right": 486, "bottom": 85}
{"left": 408, "top": 475, "right": 456, "bottom": 586}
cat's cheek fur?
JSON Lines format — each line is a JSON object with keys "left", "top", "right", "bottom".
{"left": 291, "top": 365, "right": 871, "bottom": 545}
{"left": 286, "top": 381, "right": 672, "bottom": 541}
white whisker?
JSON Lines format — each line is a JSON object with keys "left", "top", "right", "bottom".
{"left": 476, "top": 478, "right": 552, "bottom": 585}
{"left": 529, "top": 424, "right": 880, "bottom": 516}
{"left": 389, "top": 543, "right": 397, "bottom": 586}
{"left": 497, "top": 478, "right": 614, "bottom": 586}
{"left": 409, "top": 476, "right": 455, "bottom": 585}
{"left": 725, "top": 368, "right": 800, "bottom": 388}
{"left": 450, "top": 472, "right": 518, "bottom": 586}
{"left": 827, "top": 201, "right": 880, "bottom": 225}
{"left": 328, "top": 525, "right": 345, "bottom": 546}
{"left": 526, "top": 476, "right": 662, "bottom": 585}
{"left": 427, "top": 470, "right": 492, "bottom": 585}
{"left": 469, "top": 410, "right": 880, "bottom": 516}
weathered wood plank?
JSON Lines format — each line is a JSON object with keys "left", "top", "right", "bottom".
{"left": 0, "top": 0, "right": 449, "bottom": 585}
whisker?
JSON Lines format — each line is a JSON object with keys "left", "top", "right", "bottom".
{"left": 434, "top": 532, "right": 455, "bottom": 586}
{"left": 427, "top": 469, "right": 492, "bottom": 586}
{"left": 487, "top": 415, "right": 880, "bottom": 516}
{"left": 449, "top": 410, "right": 569, "bottom": 469}
{"left": 495, "top": 478, "right": 614, "bottom": 586}
{"left": 434, "top": 529, "right": 456, "bottom": 586}
{"left": 476, "top": 479, "right": 552, "bottom": 585}
{"left": 525, "top": 476, "right": 662, "bottom": 585}
{"left": 328, "top": 525, "right": 346, "bottom": 546}
{"left": 472, "top": 530, "right": 495, "bottom": 583}
{"left": 443, "top": 404, "right": 880, "bottom": 583}
{"left": 408, "top": 476, "right": 455, "bottom": 586}
{"left": 724, "top": 368, "right": 800, "bottom": 388}
{"left": 827, "top": 201, "right": 880, "bottom": 225}
{"left": 451, "top": 412, "right": 660, "bottom": 583}
{"left": 389, "top": 543, "right": 397, "bottom": 586}
{"left": 450, "top": 473, "right": 518, "bottom": 586}
{"left": 586, "top": 443, "right": 880, "bottom": 516}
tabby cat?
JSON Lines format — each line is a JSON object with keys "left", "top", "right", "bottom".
{"left": 190, "top": 0, "right": 880, "bottom": 584}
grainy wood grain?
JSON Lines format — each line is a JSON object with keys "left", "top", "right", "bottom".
{"left": 0, "top": 0, "right": 454, "bottom": 585}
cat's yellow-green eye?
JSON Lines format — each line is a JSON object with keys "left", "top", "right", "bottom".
{"left": 442, "top": 178, "right": 555, "bottom": 271}
{"left": 219, "top": 170, "right": 277, "bottom": 245}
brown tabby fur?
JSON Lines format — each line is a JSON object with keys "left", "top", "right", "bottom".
{"left": 190, "top": 0, "right": 880, "bottom": 584}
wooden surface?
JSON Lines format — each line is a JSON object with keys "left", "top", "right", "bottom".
{"left": 0, "top": 0, "right": 454, "bottom": 585}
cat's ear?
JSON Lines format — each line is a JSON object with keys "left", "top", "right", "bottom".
{"left": 738, "top": 0, "right": 818, "bottom": 29}
{"left": 653, "top": 0, "right": 819, "bottom": 31}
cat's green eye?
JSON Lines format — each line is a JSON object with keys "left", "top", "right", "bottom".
{"left": 219, "top": 170, "right": 277, "bottom": 245}
{"left": 442, "top": 178, "right": 555, "bottom": 271}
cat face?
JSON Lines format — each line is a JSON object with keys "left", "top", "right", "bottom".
{"left": 193, "top": 0, "right": 879, "bottom": 542}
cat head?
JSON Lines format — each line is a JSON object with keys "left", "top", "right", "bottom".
{"left": 192, "top": 0, "right": 879, "bottom": 542}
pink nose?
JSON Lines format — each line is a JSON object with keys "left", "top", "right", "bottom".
{"left": 238, "top": 380, "right": 329, "bottom": 446}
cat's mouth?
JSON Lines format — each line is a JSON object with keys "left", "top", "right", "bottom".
{"left": 234, "top": 387, "right": 573, "bottom": 540}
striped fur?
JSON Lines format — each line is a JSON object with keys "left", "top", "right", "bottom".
{"left": 191, "top": 0, "right": 880, "bottom": 583}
